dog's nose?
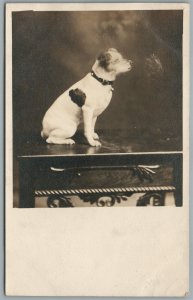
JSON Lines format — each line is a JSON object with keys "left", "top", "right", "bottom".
{"left": 126, "top": 60, "right": 133, "bottom": 70}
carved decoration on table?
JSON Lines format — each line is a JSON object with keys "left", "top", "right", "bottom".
{"left": 47, "top": 195, "right": 74, "bottom": 208}
{"left": 49, "top": 164, "right": 160, "bottom": 182}
{"left": 45, "top": 188, "right": 174, "bottom": 207}
{"left": 38, "top": 163, "right": 171, "bottom": 207}
{"left": 132, "top": 165, "right": 160, "bottom": 182}
{"left": 80, "top": 192, "right": 134, "bottom": 207}
{"left": 136, "top": 192, "right": 165, "bottom": 206}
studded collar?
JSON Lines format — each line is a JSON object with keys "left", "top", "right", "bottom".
{"left": 91, "top": 70, "right": 114, "bottom": 86}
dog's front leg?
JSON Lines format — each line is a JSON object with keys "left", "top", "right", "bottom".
{"left": 92, "top": 117, "right": 99, "bottom": 140}
{"left": 82, "top": 105, "right": 101, "bottom": 147}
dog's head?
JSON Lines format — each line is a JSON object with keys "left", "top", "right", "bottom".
{"left": 97, "top": 48, "right": 133, "bottom": 75}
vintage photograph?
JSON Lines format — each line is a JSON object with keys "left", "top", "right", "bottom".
{"left": 11, "top": 7, "right": 183, "bottom": 208}
{"left": 6, "top": 3, "right": 189, "bottom": 297}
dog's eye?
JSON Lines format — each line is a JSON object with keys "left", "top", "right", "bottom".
{"left": 97, "top": 52, "right": 112, "bottom": 69}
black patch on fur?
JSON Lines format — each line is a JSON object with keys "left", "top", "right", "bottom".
{"left": 97, "top": 52, "right": 111, "bottom": 70}
{"left": 69, "top": 88, "right": 86, "bottom": 107}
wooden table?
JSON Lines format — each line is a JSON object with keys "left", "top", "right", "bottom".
{"left": 16, "top": 130, "right": 182, "bottom": 208}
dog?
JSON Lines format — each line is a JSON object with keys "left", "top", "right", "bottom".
{"left": 41, "top": 48, "right": 132, "bottom": 147}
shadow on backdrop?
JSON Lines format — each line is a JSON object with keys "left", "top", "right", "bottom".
{"left": 12, "top": 10, "right": 182, "bottom": 150}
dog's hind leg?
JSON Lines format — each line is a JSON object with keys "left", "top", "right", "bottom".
{"left": 41, "top": 130, "right": 46, "bottom": 139}
{"left": 46, "top": 128, "right": 76, "bottom": 145}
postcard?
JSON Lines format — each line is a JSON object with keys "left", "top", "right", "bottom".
{"left": 6, "top": 3, "right": 189, "bottom": 296}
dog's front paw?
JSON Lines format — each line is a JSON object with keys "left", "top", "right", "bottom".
{"left": 88, "top": 139, "right": 101, "bottom": 147}
{"left": 93, "top": 132, "right": 99, "bottom": 140}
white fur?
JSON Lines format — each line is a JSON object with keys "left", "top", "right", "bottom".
{"left": 41, "top": 48, "right": 132, "bottom": 147}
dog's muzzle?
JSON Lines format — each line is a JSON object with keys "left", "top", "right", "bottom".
{"left": 128, "top": 60, "right": 133, "bottom": 70}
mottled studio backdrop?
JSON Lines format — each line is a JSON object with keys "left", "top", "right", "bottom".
{"left": 12, "top": 10, "right": 182, "bottom": 148}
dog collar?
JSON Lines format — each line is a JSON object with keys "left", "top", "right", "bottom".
{"left": 91, "top": 70, "right": 114, "bottom": 86}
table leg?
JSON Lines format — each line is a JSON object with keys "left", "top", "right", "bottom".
{"left": 19, "top": 160, "right": 35, "bottom": 208}
{"left": 173, "top": 155, "right": 183, "bottom": 207}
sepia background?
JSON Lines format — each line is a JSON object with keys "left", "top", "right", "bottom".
{"left": 12, "top": 10, "right": 182, "bottom": 148}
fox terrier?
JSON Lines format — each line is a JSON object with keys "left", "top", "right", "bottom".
{"left": 41, "top": 48, "right": 132, "bottom": 147}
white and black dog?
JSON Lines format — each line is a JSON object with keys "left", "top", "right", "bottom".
{"left": 41, "top": 48, "right": 132, "bottom": 147}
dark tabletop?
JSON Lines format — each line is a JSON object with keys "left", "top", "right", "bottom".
{"left": 16, "top": 129, "right": 182, "bottom": 158}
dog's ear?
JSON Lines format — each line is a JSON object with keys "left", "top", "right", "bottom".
{"left": 97, "top": 52, "right": 112, "bottom": 69}
{"left": 108, "top": 48, "right": 118, "bottom": 53}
